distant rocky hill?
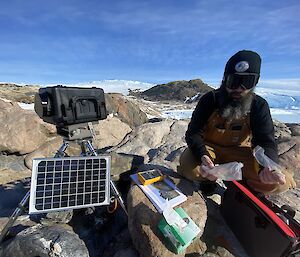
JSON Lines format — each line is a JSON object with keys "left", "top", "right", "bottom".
{"left": 129, "top": 79, "right": 213, "bottom": 102}
{"left": 0, "top": 83, "right": 39, "bottom": 103}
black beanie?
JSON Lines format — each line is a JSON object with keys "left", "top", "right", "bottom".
{"left": 224, "top": 50, "right": 261, "bottom": 76}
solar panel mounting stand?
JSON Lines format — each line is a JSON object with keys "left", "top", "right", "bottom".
{"left": 54, "top": 137, "right": 127, "bottom": 216}
{"left": 54, "top": 122, "right": 127, "bottom": 216}
{"left": 0, "top": 123, "right": 127, "bottom": 244}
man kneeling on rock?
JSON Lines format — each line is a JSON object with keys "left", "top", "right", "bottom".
{"left": 178, "top": 50, "right": 296, "bottom": 194}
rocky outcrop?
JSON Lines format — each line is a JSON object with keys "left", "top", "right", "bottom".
{"left": 115, "top": 120, "right": 188, "bottom": 171}
{"left": 130, "top": 79, "right": 213, "bottom": 102}
{"left": 0, "top": 100, "right": 56, "bottom": 155}
{"left": 0, "top": 83, "right": 39, "bottom": 103}
{"left": 105, "top": 93, "right": 148, "bottom": 127}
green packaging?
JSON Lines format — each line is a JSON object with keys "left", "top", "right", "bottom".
{"left": 158, "top": 207, "right": 200, "bottom": 254}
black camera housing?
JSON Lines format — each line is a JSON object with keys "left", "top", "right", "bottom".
{"left": 34, "top": 85, "right": 107, "bottom": 126}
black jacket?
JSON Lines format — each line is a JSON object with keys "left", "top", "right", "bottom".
{"left": 185, "top": 88, "right": 278, "bottom": 163}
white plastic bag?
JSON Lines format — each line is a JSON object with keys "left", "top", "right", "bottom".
{"left": 201, "top": 162, "right": 243, "bottom": 181}
{"left": 163, "top": 200, "right": 187, "bottom": 233}
{"left": 253, "top": 146, "right": 285, "bottom": 180}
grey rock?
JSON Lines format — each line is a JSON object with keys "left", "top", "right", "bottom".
{"left": 116, "top": 120, "right": 175, "bottom": 158}
{"left": 0, "top": 154, "right": 27, "bottom": 172}
{"left": 267, "top": 188, "right": 300, "bottom": 222}
{"left": 277, "top": 140, "right": 297, "bottom": 156}
{"left": 200, "top": 246, "right": 235, "bottom": 257}
{"left": 274, "top": 120, "right": 292, "bottom": 142}
{"left": 0, "top": 224, "right": 89, "bottom": 257}
{"left": 288, "top": 124, "right": 300, "bottom": 136}
{"left": 0, "top": 155, "right": 31, "bottom": 185}
{"left": 46, "top": 211, "right": 72, "bottom": 224}
{"left": 115, "top": 120, "right": 188, "bottom": 170}
{"left": 109, "top": 152, "right": 144, "bottom": 181}
{"left": 30, "top": 210, "right": 74, "bottom": 225}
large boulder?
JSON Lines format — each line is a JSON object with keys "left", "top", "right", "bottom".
{"left": 24, "top": 117, "right": 133, "bottom": 170}
{"left": 0, "top": 224, "right": 89, "bottom": 257}
{"left": 115, "top": 120, "right": 188, "bottom": 171}
{"left": 93, "top": 116, "right": 132, "bottom": 149}
{"left": 127, "top": 178, "right": 207, "bottom": 257}
{"left": 105, "top": 93, "right": 148, "bottom": 127}
{"left": 0, "top": 100, "right": 56, "bottom": 154}
{"left": 24, "top": 137, "right": 81, "bottom": 169}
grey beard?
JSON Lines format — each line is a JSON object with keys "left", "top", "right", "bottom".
{"left": 221, "top": 90, "right": 255, "bottom": 121}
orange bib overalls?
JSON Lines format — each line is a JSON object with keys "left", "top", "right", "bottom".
{"left": 178, "top": 111, "right": 295, "bottom": 193}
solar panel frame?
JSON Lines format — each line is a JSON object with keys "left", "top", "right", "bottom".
{"left": 29, "top": 155, "right": 111, "bottom": 214}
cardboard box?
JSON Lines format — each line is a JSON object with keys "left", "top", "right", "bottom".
{"left": 158, "top": 207, "right": 200, "bottom": 253}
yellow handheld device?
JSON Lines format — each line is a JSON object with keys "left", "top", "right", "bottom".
{"left": 137, "top": 169, "right": 164, "bottom": 185}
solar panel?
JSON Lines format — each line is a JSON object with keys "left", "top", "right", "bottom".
{"left": 29, "top": 156, "right": 110, "bottom": 214}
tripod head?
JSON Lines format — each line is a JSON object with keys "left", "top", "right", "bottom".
{"left": 54, "top": 122, "right": 98, "bottom": 158}
{"left": 56, "top": 122, "right": 96, "bottom": 141}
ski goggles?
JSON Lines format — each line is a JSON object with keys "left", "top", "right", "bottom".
{"left": 225, "top": 73, "right": 259, "bottom": 90}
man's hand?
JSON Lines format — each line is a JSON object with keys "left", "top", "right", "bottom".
{"left": 201, "top": 155, "right": 214, "bottom": 168}
{"left": 259, "top": 167, "right": 286, "bottom": 185}
{"left": 199, "top": 155, "right": 217, "bottom": 181}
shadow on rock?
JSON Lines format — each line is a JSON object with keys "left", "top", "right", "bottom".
{"left": 0, "top": 178, "right": 30, "bottom": 218}
{"left": 70, "top": 205, "right": 128, "bottom": 257}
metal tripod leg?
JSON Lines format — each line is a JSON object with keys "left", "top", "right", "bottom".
{"left": 0, "top": 191, "right": 30, "bottom": 243}
{"left": 54, "top": 140, "right": 69, "bottom": 158}
{"left": 85, "top": 140, "right": 128, "bottom": 215}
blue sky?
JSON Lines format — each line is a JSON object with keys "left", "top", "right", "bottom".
{"left": 0, "top": 0, "right": 299, "bottom": 86}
